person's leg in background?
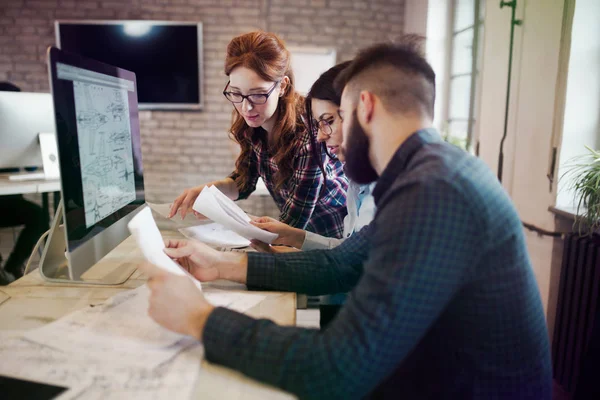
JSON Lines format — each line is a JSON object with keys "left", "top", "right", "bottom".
{"left": 318, "top": 293, "right": 346, "bottom": 330}
{"left": 0, "top": 195, "right": 47, "bottom": 280}
{"left": 319, "top": 305, "right": 342, "bottom": 330}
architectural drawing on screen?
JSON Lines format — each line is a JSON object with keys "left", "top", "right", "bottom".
{"left": 73, "top": 82, "right": 136, "bottom": 228}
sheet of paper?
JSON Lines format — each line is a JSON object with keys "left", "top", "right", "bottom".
{"left": 128, "top": 207, "right": 186, "bottom": 276}
{"left": 193, "top": 186, "right": 278, "bottom": 244}
{"left": 54, "top": 344, "right": 203, "bottom": 400}
{"left": 179, "top": 222, "right": 250, "bottom": 248}
{"left": 0, "top": 334, "right": 202, "bottom": 400}
{"left": 21, "top": 283, "right": 265, "bottom": 369}
{"left": 23, "top": 285, "right": 193, "bottom": 369}
{"left": 2, "top": 286, "right": 263, "bottom": 398}
{"left": 128, "top": 206, "right": 203, "bottom": 291}
{"left": 0, "top": 335, "right": 99, "bottom": 388}
{"left": 208, "top": 185, "right": 252, "bottom": 224}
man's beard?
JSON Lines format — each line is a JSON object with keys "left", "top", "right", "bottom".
{"left": 342, "top": 110, "right": 379, "bottom": 185}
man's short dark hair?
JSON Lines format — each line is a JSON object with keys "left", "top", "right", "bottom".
{"left": 334, "top": 35, "right": 436, "bottom": 117}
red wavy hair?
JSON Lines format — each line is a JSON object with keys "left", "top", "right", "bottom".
{"left": 224, "top": 31, "right": 305, "bottom": 192}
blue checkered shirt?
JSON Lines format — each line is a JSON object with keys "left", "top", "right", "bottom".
{"left": 230, "top": 126, "right": 348, "bottom": 238}
{"left": 205, "top": 129, "right": 552, "bottom": 399}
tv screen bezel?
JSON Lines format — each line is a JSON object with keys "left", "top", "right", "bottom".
{"left": 55, "top": 20, "right": 204, "bottom": 111}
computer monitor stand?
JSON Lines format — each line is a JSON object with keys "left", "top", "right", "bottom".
{"left": 39, "top": 199, "right": 137, "bottom": 285}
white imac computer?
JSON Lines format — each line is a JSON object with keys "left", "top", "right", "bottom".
{"left": 0, "top": 92, "right": 55, "bottom": 170}
{"left": 40, "top": 47, "right": 146, "bottom": 284}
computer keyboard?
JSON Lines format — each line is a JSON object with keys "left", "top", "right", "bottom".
{"left": 6, "top": 172, "right": 46, "bottom": 181}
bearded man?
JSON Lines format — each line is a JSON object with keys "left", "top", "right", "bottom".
{"left": 138, "top": 36, "right": 552, "bottom": 400}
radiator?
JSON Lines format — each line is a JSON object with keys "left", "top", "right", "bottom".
{"left": 553, "top": 233, "right": 600, "bottom": 394}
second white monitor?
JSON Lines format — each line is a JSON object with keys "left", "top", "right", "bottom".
{"left": 0, "top": 91, "right": 55, "bottom": 169}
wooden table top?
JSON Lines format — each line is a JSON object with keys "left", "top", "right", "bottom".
{"left": 0, "top": 231, "right": 296, "bottom": 399}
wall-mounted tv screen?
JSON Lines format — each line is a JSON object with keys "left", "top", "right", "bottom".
{"left": 56, "top": 20, "right": 203, "bottom": 110}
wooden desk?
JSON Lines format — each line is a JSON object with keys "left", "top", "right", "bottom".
{"left": 0, "top": 231, "right": 296, "bottom": 399}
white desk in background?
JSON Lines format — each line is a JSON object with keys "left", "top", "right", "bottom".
{"left": 0, "top": 177, "right": 60, "bottom": 196}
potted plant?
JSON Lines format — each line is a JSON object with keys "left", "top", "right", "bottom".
{"left": 440, "top": 121, "right": 469, "bottom": 151}
{"left": 561, "top": 145, "right": 600, "bottom": 235}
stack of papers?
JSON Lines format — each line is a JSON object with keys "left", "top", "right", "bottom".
{"left": 179, "top": 223, "right": 250, "bottom": 249}
{"left": 193, "top": 185, "right": 278, "bottom": 244}
{"left": 2, "top": 283, "right": 267, "bottom": 399}
{"left": 23, "top": 285, "right": 266, "bottom": 368}
{"left": 0, "top": 331, "right": 203, "bottom": 400}
{"left": 23, "top": 286, "right": 193, "bottom": 369}
{"left": 146, "top": 202, "right": 250, "bottom": 249}
{"left": 3, "top": 286, "right": 200, "bottom": 399}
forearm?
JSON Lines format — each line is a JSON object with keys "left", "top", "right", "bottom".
{"left": 246, "top": 251, "right": 355, "bottom": 295}
{"left": 214, "top": 244, "right": 358, "bottom": 295}
{"left": 278, "top": 226, "right": 306, "bottom": 249}
{"left": 301, "top": 231, "right": 344, "bottom": 250}
{"left": 245, "top": 226, "right": 370, "bottom": 295}
{"left": 212, "top": 178, "right": 239, "bottom": 201}
{"left": 216, "top": 251, "right": 248, "bottom": 284}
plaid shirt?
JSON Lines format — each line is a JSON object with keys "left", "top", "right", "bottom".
{"left": 229, "top": 126, "right": 348, "bottom": 238}
{"left": 206, "top": 129, "right": 552, "bottom": 399}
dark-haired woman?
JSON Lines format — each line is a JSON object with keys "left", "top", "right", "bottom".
{"left": 251, "top": 62, "right": 377, "bottom": 328}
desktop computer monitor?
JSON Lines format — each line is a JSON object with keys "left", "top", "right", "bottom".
{"left": 40, "top": 47, "right": 146, "bottom": 284}
{"left": 0, "top": 92, "right": 55, "bottom": 169}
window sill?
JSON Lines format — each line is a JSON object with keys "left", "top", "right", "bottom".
{"left": 549, "top": 205, "right": 579, "bottom": 221}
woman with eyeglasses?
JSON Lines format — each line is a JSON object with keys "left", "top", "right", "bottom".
{"left": 250, "top": 61, "right": 377, "bottom": 328}
{"left": 169, "top": 31, "right": 348, "bottom": 238}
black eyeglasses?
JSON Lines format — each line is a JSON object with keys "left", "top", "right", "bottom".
{"left": 314, "top": 114, "right": 336, "bottom": 136}
{"left": 223, "top": 80, "right": 280, "bottom": 105}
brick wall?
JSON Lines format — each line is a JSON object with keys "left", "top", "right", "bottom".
{"left": 0, "top": 0, "right": 405, "bottom": 216}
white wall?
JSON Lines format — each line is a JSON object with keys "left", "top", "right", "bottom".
{"left": 289, "top": 47, "right": 337, "bottom": 96}
{"left": 556, "top": 0, "right": 600, "bottom": 209}
{"left": 507, "top": 0, "right": 565, "bottom": 230}
{"left": 404, "top": 0, "right": 429, "bottom": 36}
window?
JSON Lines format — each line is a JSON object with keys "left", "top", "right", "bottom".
{"left": 555, "top": 0, "right": 600, "bottom": 209}
{"left": 444, "top": 0, "right": 485, "bottom": 152}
